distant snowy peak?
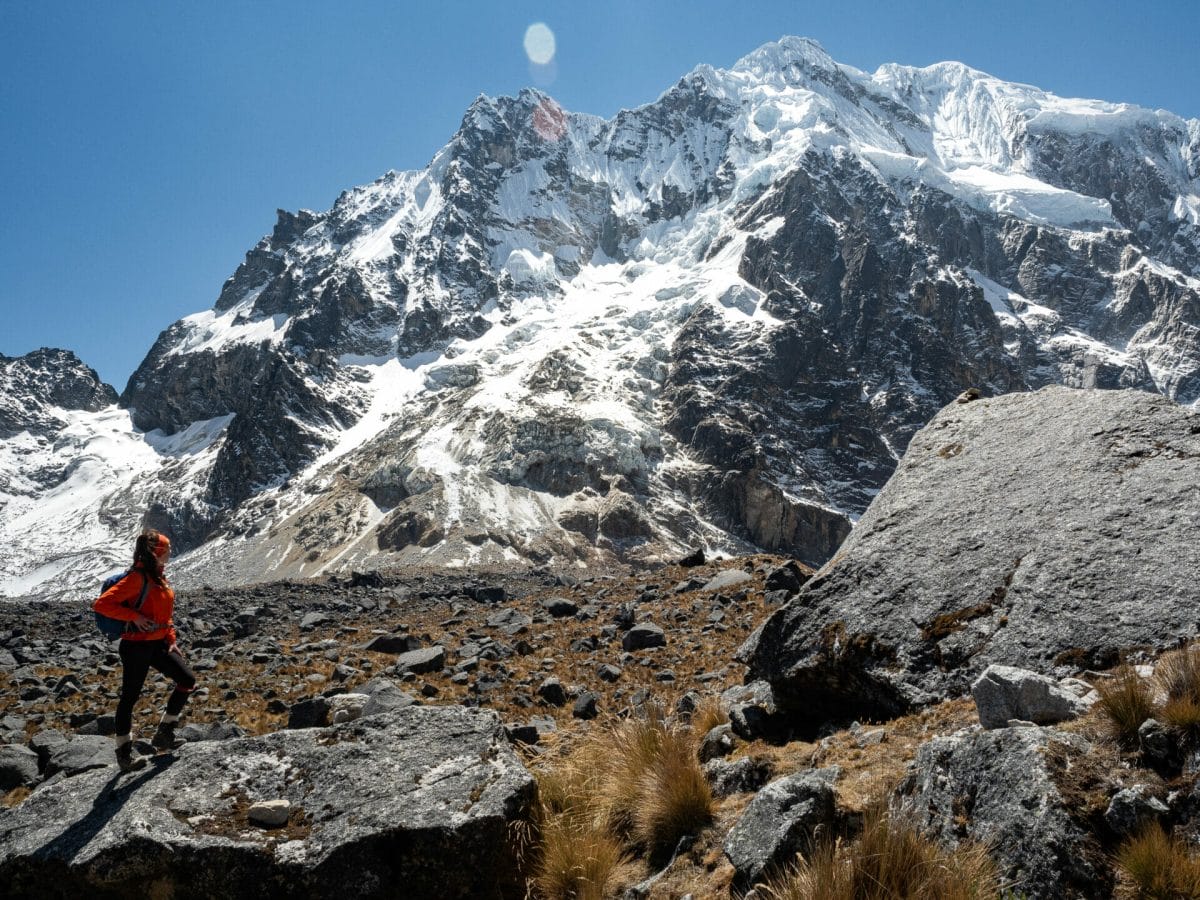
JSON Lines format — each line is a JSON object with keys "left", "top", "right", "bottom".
{"left": 0, "top": 349, "right": 116, "bottom": 439}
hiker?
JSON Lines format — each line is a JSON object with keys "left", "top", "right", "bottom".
{"left": 93, "top": 529, "right": 196, "bottom": 771}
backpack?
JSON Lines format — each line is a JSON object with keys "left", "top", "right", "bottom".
{"left": 94, "top": 571, "right": 150, "bottom": 640}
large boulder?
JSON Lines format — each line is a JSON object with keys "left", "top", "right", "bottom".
{"left": 740, "top": 388, "right": 1200, "bottom": 722}
{"left": 894, "top": 725, "right": 1108, "bottom": 898}
{"left": 0, "top": 706, "right": 536, "bottom": 899}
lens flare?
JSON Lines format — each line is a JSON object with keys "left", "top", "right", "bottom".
{"left": 523, "top": 22, "right": 556, "bottom": 65}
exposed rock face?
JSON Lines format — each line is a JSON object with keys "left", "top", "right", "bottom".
{"left": 740, "top": 387, "right": 1200, "bottom": 721}
{"left": 0, "top": 348, "right": 115, "bottom": 438}
{"left": 895, "top": 726, "right": 1108, "bottom": 898}
{"left": 0, "top": 706, "right": 536, "bottom": 899}
{"left": 4, "top": 37, "right": 1200, "bottom": 597}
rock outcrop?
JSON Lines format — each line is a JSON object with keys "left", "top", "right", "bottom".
{"left": 0, "top": 705, "right": 536, "bottom": 899}
{"left": 895, "top": 726, "right": 1108, "bottom": 898}
{"left": 740, "top": 387, "right": 1200, "bottom": 723}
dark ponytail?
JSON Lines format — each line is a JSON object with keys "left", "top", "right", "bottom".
{"left": 133, "top": 530, "right": 170, "bottom": 586}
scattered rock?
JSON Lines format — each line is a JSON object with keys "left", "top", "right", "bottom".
{"left": 248, "top": 798, "right": 292, "bottom": 829}
{"left": 704, "top": 756, "right": 774, "bottom": 798}
{"left": 572, "top": 692, "right": 599, "bottom": 720}
{"left": 537, "top": 678, "right": 567, "bottom": 707}
{"left": 541, "top": 597, "right": 578, "bottom": 618}
{"left": 393, "top": 646, "right": 446, "bottom": 675}
{"left": 0, "top": 745, "right": 40, "bottom": 790}
{"left": 287, "top": 696, "right": 332, "bottom": 730}
{"left": 702, "top": 570, "right": 752, "bottom": 593}
{"left": 1105, "top": 785, "right": 1169, "bottom": 836}
{"left": 698, "top": 724, "right": 736, "bottom": 763}
{"left": 622, "top": 623, "right": 666, "bottom": 652}
{"left": 971, "top": 664, "right": 1094, "bottom": 729}
{"left": 724, "top": 769, "right": 838, "bottom": 891}
{"left": 360, "top": 634, "right": 421, "bottom": 654}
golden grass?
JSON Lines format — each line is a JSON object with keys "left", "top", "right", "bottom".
{"left": 690, "top": 695, "right": 730, "bottom": 737}
{"left": 533, "top": 808, "right": 624, "bottom": 900}
{"left": 529, "top": 707, "right": 716, "bottom": 894}
{"left": 1159, "top": 696, "right": 1200, "bottom": 740}
{"left": 1154, "top": 646, "right": 1200, "bottom": 704}
{"left": 1115, "top": 823, "right": 1200, "bottom": 899}
{"left": 762, "top": 803, "right": 1000, "bottom": 900}
{"left": 1096, "top": 665, "right": 1157, "bottom": 746}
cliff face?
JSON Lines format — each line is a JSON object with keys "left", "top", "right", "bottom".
{"left": 3, "top": 37, "right": 1199, "bottom": 597}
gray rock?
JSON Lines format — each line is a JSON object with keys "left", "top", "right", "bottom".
{"left": 360, "top": 681, "right": 419, "bottom": 717}
{"left": 299, "top": 612, "right": 330, "bottom": 631}
{"left": 723, "top": 681, "right": 787, "bottom": 742}
{"left": 287, "top": 697, "right": 331, "bottom": 729}
{"left": 44, "top": 735, "right": 113, "bottom": 778}
{"left": 329, "top": 693, "right": 370, "bottom": 724}
{"left": 247, "top": 798, "right": 292, "bottom": 829}
{"left": 28, "top": 730, "right": 67, "bottom": 768}
{"left": 176, "top": 722, "right": 247, "bottom": 743}
{"left": 895, "top": 725, "right": 1106, "bottom": 898}
{"left": 621, "top": 623, "right": 666, "bottom": 652}
{"left": 742, "top": 388, "right": 1200, "bottom": 722}
{"left": 597, "top": 663, "right": 622, "bottom": 683}
{"left": 702, "top": 570, "right": 752, "bottom": 593}
{"left": 698, "top": 724, "right": 736, "bottom": 763}
{"left": 360, "top": 634, "right": 421, "bottom": 654}
{"left": 1105, "top": 785, "right": 1169, "bottom": 836}
{"left": 541, "top": 597, "right": 578, "bottom": 618}
{"left": 703, "top": 756, "right": 773, "bottom": 798}
{"left": 1138, "top": 718, "right": 1180, "bottom": 769}
{"left": 763, "top": 561, "right": 806, "bottom": 594}
{"left": 971, "top": 664, "right": 1094, "bottom": 729}
{"left": 393, "top": 646, "right": 446, "bottom": 675}
{"left": 537, "top": 678, "right": 567, "bottom": 707}
{"left": 0, "top": 745, "right": 40, "bottom": 790}
{"left": 572, "top": 692, "right": 599, "bottom": 720}
{"left": 723, "top": 769, "right": 837, "bottom": 891}
{"left": 0, "top": 706, "right": 536, "bottom": 899}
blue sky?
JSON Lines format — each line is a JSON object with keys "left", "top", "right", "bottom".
{"left": 2, "top": 1, "right": 1197, "bottom": 390}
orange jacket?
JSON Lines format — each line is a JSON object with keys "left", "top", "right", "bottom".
{"left": 93, "top": 567, "right": 177, "bottom": 644}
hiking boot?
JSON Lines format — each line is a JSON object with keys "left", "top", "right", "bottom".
{"left": 151, "top": 721, "right": 178, "bottom": 751}
{"left": 115, "top": 742, "right": 146, "bottom": 773}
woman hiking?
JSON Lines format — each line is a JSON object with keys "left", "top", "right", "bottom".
{"left": 93, "top": 530, "right": 197, "bottom": 772}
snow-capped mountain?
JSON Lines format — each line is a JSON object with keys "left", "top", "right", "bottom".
{"left": 4, "top": 37, "right": 1198, "bottom": 598}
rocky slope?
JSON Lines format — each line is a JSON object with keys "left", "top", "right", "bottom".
{"left": 3, "top": 37, "right": 1199, "bottom": 598}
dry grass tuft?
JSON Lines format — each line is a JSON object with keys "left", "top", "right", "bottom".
{"left": 1154, "top": 646, "right": 1200, "bottom": 704}
{"left": 529, "top": 706, "right": 716, "bottom": 893}
{"left": 1160, "top": 696, "right": 1200, "bottom": 741}
{"left": 533, "top": 806, "right": 624, "bottom": 900}
{"left": 762, "top": 803, "right": 1000, "bottom": 900}
{"left": 1115, "top": 823, "right": 1200, "bottom": 899}
{"left": 690, "top": 695, "right": 730, "bottom": 737}
{"left": 1096, "top": 665, "right": 1157, "bottom": 746}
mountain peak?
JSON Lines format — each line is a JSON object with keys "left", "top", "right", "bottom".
{"left": 731, "top": 36, "right": 839, "bottom": 76}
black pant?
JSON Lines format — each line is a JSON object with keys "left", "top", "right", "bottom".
{"left": 116, "top": 639, "right": 197, "bottom": 735}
